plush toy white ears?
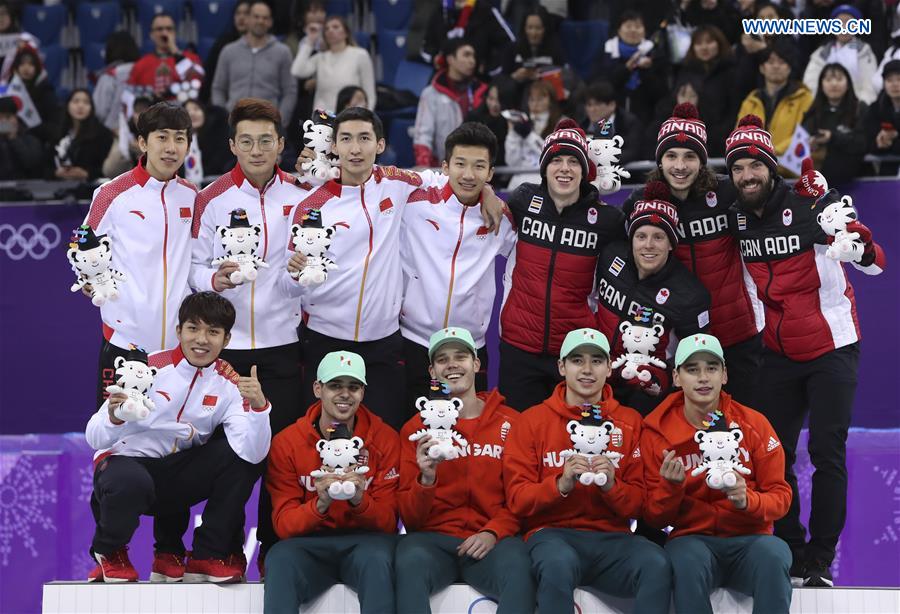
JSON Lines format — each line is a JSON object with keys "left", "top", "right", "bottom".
{"left": 694, "top": 430, "right": 706, "bottom": 443}
{"left": 415, "top": 397, "right": 429, "bottom": 410}
{"left": 566, "top": 419, "right": 580, "bottom": 434}
{"left": 450, "top": 398, "right": 463, "bottom": 410}
{"left": 113, "top": 356, "right": 127, "bottom": 369}
{"left": 316, "top": 439, "right": 327, "bottom": 453}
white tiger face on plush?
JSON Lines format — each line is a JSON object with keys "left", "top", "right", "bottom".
{"left": 68, "top": 237, "right": 112, "bottom": 276}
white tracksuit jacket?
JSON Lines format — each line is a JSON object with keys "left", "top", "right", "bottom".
{"left": 281, "top": 165, "right": 440, "bottom": 342}
{"left": 400, "top": 178, "right": 516, "bottom": 348}
{"left": 86, "top": 346, "right": 272, "bottom": 464}
{"left": 84, "top": 159, "right": 197, "bottom": 352}
{"left": 190, "top": 165, "right": 314, "bottom": 349}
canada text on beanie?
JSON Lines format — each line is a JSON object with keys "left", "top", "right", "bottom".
{"left": 627, "top": 180, "right": 680, "bottom": 247}
{"left": 725, "top": 114, "right": 777, "bottom": 173}
{"left": 656, "top": 102, "right": 708, "bottom": 164}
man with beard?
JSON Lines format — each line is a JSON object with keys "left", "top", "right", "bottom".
{"left": 725, "top": 114, "right": 886, "bottom": 588}
{"left": 623, "top": 102, "right": 763, "bottom": 409}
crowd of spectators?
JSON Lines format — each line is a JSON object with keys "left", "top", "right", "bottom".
{"left": 1, "top": 0, "right": 900, "bottom": 187}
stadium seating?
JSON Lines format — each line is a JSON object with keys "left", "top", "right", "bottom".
{"left": 372, "top": 0, "right": 413, "bottom": 31}
{"left": 388, "top": 117, "right": 415, "bottom": 167}
{"left": 354, "top": 30, "right": 372, "bottom": 52}
{"left": 81, "top": 42, "right": 107, "bottom": 75}
{"left": 377, "top": 28, "right": 409, "bottom": 85}
{"left": 560, "top": 19, "right": 608, "bottom": 80}
{"left": 41, "top": 44, "right": 69, "bottom": 97}
{"left": 327, "top": 0, "right": 354, "bottom": 18}
{"left": 192, "top": 0, "right": 237, "bottom": 41}
{"left": 196, "top": 37, "right": 217, "bottom": 62}
{"left": 22, "top": 4, "right": 68, "bottom": 47}
{"left": 135, "top": 0, "right": 186, "bottom": 41}
{"left": 392, "top": 59, "right": 432, "bottom": 97}
{"left": 75, "top": 2, "right": 123, "bottom": 48}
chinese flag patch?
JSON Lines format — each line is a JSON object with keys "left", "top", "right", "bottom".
{"left": 283, "top": 205, "right": 292, "bottom": 216}
{"left": 379, "top": 198, "right": 393, "bottom": 213}
{"left": 202, "top": 395, "right": 218, "bottom": 407}
{"left": 180, "top": 207, "right": 191, "bottom": 219}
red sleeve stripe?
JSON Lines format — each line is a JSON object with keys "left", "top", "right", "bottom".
{"left": 176, "top": 177, "right": 199, "bottom": 194}
{"left": 192, "top": 173, "right": 236, "bottom": 238}
{"left": 407, "top": 186, "right": 441, "bottom": 204}
{"left": 86, "top": 171, "right": 138, "bottom": 230}
{"left": 148, "top": 349, "right": 175, "bottom": 370}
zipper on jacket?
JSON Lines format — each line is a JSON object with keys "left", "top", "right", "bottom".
{"left": 160, "top": 182, "right": 170, "bottom": 350}
{"left": 541, "top": 248, "right": 558, "bottom": 354}
{"left": 443, "top": 207, "right": 467, "bottom": 327}
{"left": 250, "top": 192, "right": 270, "bottom": 350}
{"left": 763, "top": 262, "right": 786, "bottom": 354}
{"left": 175, "top": 368, "right": 202, "bottom": 422}
{"left": 354, "top": 185, "right": 374, "bottom": 341}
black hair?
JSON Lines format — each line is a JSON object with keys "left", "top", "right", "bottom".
{"left": 333, "top": 106, "right": 384, "bottom": 140}
{"left": 759, "top": 39, "right": 797, "bottom": 73}
{"left": 104, "top": 31, "right": 140, "bottom": 65}
{"left": 442, "top": 37, "right": 476, "bottom": 60}
{"left": 336, "top": 85, "right": 367, "bottom": 113}
{"left": 444, "top": 121, "right": 498, "bottom": 165}
{"left": 810, "top": 62, "right": 859, "bottom": 128}
{"left": 61, "top": 88, "right": 104, "bottom": 143}
{"left": 136, "top": 101, "right": 193, "bottom": 141}
{"left": 583, "top": 80, "right": 616, "bottom": 104}
{"left": 178, "top": 292, "right": 236, "bottom": 333}
{"left": 616, "top": 10, "right": 644, "bottom": 29}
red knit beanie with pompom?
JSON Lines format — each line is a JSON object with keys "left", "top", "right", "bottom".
{"left": 725, "top": 114, "right": 778, "bottom": 173}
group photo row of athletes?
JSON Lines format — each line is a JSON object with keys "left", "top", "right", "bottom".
{"left": 72, "top": 94, "right": 885, "bottom": 614}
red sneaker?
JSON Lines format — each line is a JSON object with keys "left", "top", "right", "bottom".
{"left": 92, "top": 548, "right": 138, "bottom": 583}
{"left": 150, "top": 551, "right": 186, "bottom": 583}
{"left": 87, "top": 565, "right": 103, "bottom": 582}
{"left": 183, "top": 554, "right": 243, "bottom": 583}
{"left": 228, "top": 552, "right": 247, "bottom": 581}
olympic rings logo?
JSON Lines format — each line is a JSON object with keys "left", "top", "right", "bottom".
{"left": 0, "top": 223, "right": 61, "bottom": 260}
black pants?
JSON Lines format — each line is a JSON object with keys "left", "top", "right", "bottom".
{"left": 221, "top": 342, "right": 304, "bottom": 558}
{"left": 403, "top": 337, "right": 489, "bottom": 416}
{"left": 90, "top": 438, "right": 258, "bottom": 559}
{"left": 95, "top": 339, "right": 132, "bottom": 409}
{"left": 723, "top": 333, "right": 764, "bottom": 410}
{"left": 758, "top": 343, "right": 859, "bottom": 565}
{"left": 300, "top": 325, "right": 407, "bottom": 430}
{"left": 498, "top": 340, "right": 562, "bottom": 411}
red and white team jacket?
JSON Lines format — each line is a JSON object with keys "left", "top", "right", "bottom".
{"left": 282, "top": 166, "right": 440, "bottom": 342}
{"left": 190, "top": 165, "right": 314, "bottom": 349}
{"left": 85, "top": 347, "right": 272, "bottom": 464}
{"left": 400, "top": 179, "right": 516, "bottom": 348}
{"left": 84, "top": 158, "right": 197, "bottom": 351}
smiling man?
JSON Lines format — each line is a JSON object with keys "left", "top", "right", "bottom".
{"left": 85, "top": 292, "right": 271, "bottom": 584}
{"left": 396, "top": 327, "right": 534, "bottom": 613}
{"left": 641, "top": 334, "right": 792, "bottom": 614}
{"left": 190, "top": 97, "right": 315, "bottom": 572}
{"left": 401, "top": 122, "right": 516, "bottom": 409}
{"left": 622, "top": 102, "right": 763, "bottom": 409}
{"left": 503, "top": 327, "right": 670, "bottom": 614}
{"left": 726, "top": 115, "right": 885, "bottom": 587}
{"left": 79, "top": 102, "right": 198, "bottom": 408}
{"left": 498, "top": 119, "right": 625, "bottom": 411}
{"left": 263, "top": 351, "right": 400, "bottom": 614}
{"left": 594, "top": 180, "right": 711, "bottom": 416}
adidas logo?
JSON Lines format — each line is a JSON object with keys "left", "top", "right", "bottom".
{"left": 383, "top": 467, "right": 399, "bottom": 480}
{"left": 767, "top": 436, "right": 781, "bottom": 452}
{"left": 632, "top": 447, "right": 641, "bottom": 458}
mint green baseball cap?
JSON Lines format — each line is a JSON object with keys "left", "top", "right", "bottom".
{"left": 317, "top": 351, "right": 367, "bottom": 384}
{"left": 674, "top": 334, "right": 725, "bottom": 369}
{"left": 428, "top": 327, "right": 477, "bottom": 360}
{"left": 559, "top": 328, "right": 611, "bottom": 360}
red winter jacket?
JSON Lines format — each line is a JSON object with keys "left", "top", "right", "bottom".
{"left": 266, "top": 402, "right": 400, "bottom": 538}
{"left": 641, "top": 391, "right": 791, "bottom": 538}
{"left": 622, "top": 176, "right": 761, "bottom": 347}
{"left": 730, "top": 178, "right": 885, "bottom": 361}
{"left": 501, "top": 182, "right": 625, "bottom": 355}
{"left": 398, "top": 390, "right": 521, "bottom": 540}
{"left": 502, "top": 383, "right": 644, "bottom": 539}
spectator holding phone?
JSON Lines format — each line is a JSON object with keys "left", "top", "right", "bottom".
{"left": 801, "top": 63, "right": 867, "bottom": 186}
{"left": 864, "top": 59, "right": 900, "bottom": 175}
